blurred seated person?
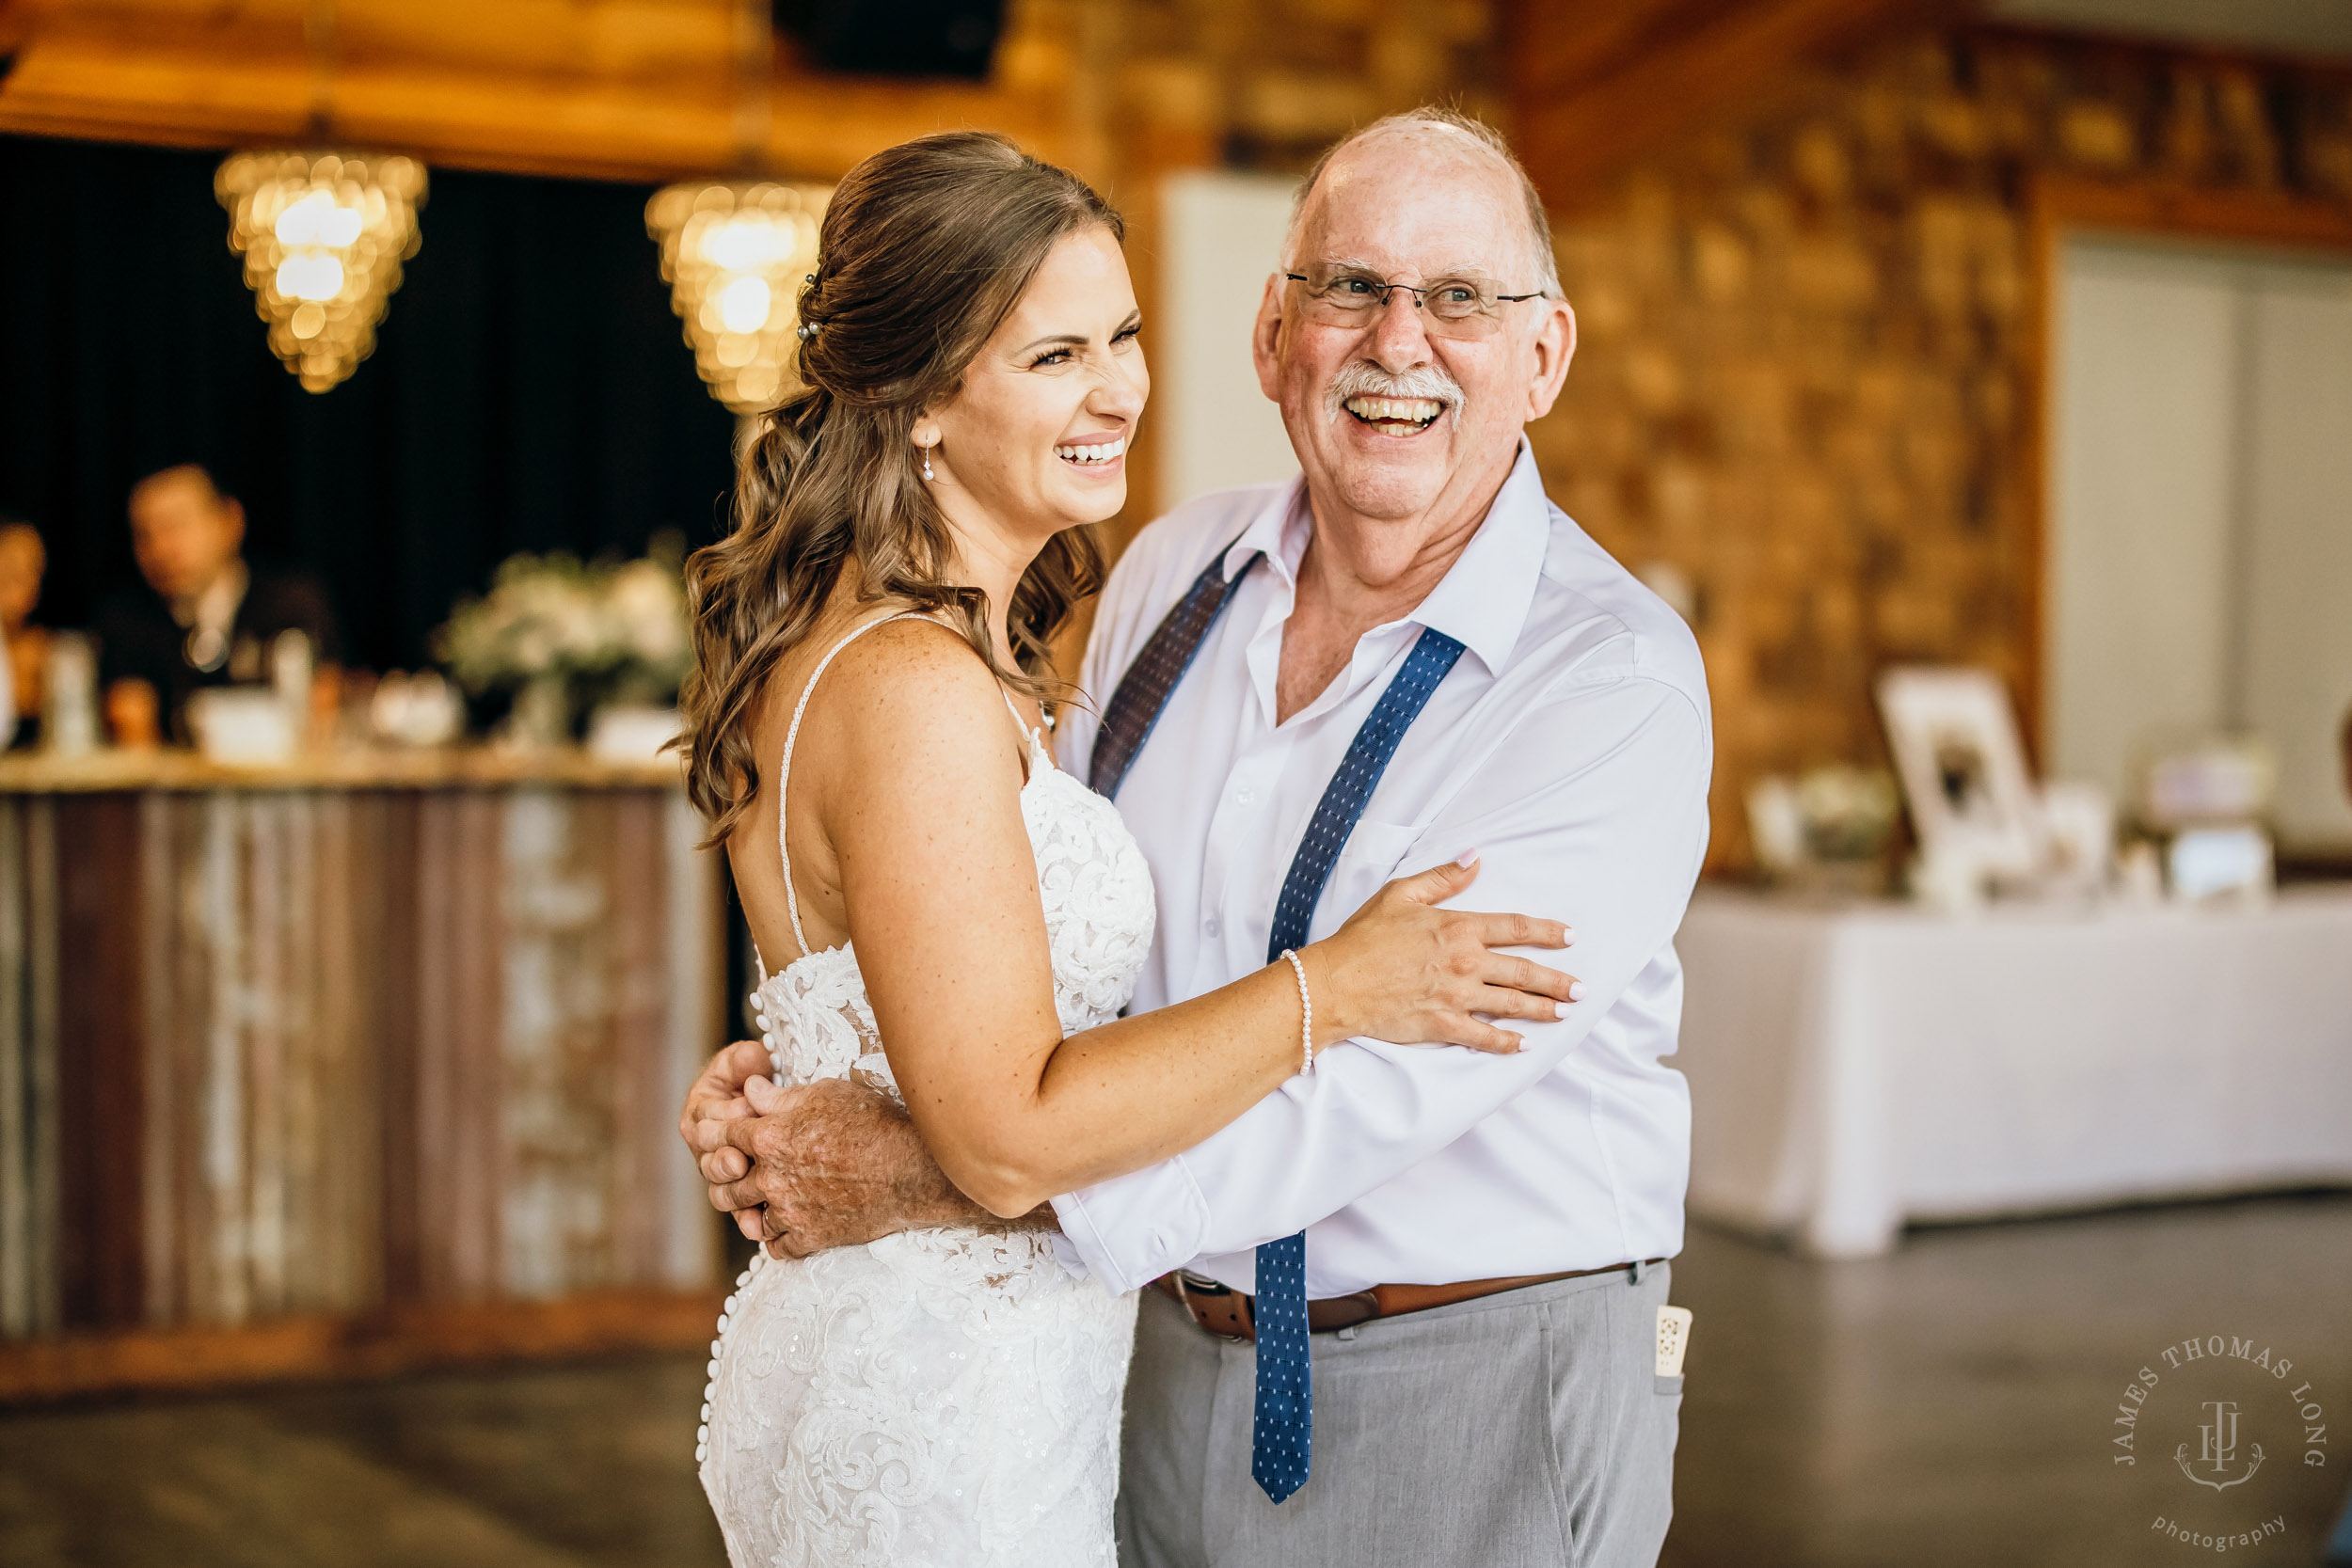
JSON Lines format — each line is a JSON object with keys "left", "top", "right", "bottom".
{"left": 0, "top": 519, "right": 45, "bottom": 747}
{"left": 94, "top": 465, "right": 342, "bottom": 747}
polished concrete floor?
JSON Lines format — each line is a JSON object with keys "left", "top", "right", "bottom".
{"left": 1660, "top": 1192, "right": 2352, "bottom": 1568}
{"left": 2, "top": 1193, "right": 2346, "bottom": 1567}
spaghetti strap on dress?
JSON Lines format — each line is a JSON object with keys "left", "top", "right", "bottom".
{"left": 773, "top": 611, "right": 928, "bottom": 961}
{"left": 772, "top": 613, "right": 1055, "bottom": 962}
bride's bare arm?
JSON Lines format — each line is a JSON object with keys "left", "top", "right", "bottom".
{"left": 767, "top": 623, "right": 1576, "bottom": 1221}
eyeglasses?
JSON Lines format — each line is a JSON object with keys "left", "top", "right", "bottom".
{"left": 1283, "top": 265, "right": 1546, "bottom": 340}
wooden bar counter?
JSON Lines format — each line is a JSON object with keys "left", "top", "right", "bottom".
{"left": 0, "top": 748, "right": 726, "bottom": 1400}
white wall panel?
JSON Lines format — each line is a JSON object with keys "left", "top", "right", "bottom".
{"left": 2244, "top": 270, "right": 2352, "bottom": 845}
{"left": 2046, "top": 241, "right": 2239, "bottom": 797}
{"left": 1158, "top": 172, "right": 1300, "bottom": 514}
{"left": 2047, "top": 237, "right": 2352, "bottom": 848}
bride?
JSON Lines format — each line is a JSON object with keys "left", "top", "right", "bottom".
{"left": 677, "top": 131, "right": 1580, "bottom": 1567}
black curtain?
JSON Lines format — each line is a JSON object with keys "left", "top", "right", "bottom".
{"left": 0, "top": 135, "right": 739, "bottom": 672}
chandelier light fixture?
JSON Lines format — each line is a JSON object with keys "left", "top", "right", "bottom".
{"left": 646, "top": 0, "right": 831, "bottom": 415}
{"left": 215, "top": 0, "right": 425, "bottom": 394}
{"left": 645, "top": 182, "right": 827, "bottom": 413}
{"left": 216, "top": 151, "right": 426, "bottom": 393}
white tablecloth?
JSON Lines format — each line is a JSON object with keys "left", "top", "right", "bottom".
{"left": 1673, "top": 885, "right": 2352, "bottom": 1256}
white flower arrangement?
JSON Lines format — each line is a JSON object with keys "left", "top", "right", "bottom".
{"left": 435, "top": 534, "right": 692, "bottom": 710}
{"left": 1794, "top": 765, "right": 1899, "bottom": 862}
{"left": 1748, "top": 765, "right": 1900, "bottom": 885}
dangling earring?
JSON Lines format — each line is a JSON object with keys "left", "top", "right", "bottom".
{"left": 921, "top": 440, "right": 936, "bottom": 483}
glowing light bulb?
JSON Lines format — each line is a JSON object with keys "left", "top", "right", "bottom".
{"left": 704, "top": 217, "right": 787, "bottom": 272}
{"left": 274, "top": 255, "right": 343, "bottom": 303}
{"left": 718, "top": 275, "right": 771, "bottom": 334}
{"left": 276, "top": 253, "right": 346, "bottom": 301}
{"left": 276, "top": 195, "right": 320, "bottom": 245}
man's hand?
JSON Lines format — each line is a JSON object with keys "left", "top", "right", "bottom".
{"left": 686, "top": 1070, "right": 1027, "bottom": 1259}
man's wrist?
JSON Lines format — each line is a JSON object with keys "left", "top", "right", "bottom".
{"left": 884, "top": 1101, "right": 1001, "bottom": 1229}
{"left": 889, "top": 1114, "right": 1057, "bottom": 1232}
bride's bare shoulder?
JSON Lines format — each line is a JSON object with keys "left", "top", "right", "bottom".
{"left": 798, "top": 615, "right": 1020, "bottom": 775}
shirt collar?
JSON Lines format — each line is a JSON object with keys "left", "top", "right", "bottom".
{"left": 1221, "top": 478, "right": 1307, "bottom": 584}
{"left": 1221, "top": 441, "right": 1549, "bottom": 675}
{"left": 1404, "top": 440, "right": 1549, "bottom": 674}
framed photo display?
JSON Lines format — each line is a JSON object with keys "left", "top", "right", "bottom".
{"left": 1875, "top": 667, "right": 2045, "bottom": 879}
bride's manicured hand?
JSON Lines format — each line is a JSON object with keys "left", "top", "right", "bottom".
{"left": 679, "top": 1038, "right": 772, "bottom": 1185}
{"left": 1306, "top": 852, "right": 1579, "bottom": 1055}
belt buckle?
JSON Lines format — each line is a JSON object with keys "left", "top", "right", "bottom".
{"left": 1170, "top": 1270, "right": 1255, "bottom": 1340}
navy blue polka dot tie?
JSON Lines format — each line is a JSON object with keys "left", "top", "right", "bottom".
{"left": 1087, "top": 538, "right": 1467, "bottom": 1507}
{"left": 1248, "top": 625, "right": 1466, "bottom": 1504}
{"left": 1089, "top": 541, "right": 1261, "bottom": 801}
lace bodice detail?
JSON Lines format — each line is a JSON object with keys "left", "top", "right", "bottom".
{"left": 698, "top": 615, "right": 1155, "bottom": 1567}
{"left": 749, "top": 729, "right": 1156, "bottom": 1099}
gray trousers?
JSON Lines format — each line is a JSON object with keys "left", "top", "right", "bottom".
{"left": 1115, "top": 1263, "right": 1678, "bottom": 1568}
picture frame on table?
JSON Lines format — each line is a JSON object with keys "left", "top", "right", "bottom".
{"left": 1875, "top": 667, "right": 2045, "bottom": 883}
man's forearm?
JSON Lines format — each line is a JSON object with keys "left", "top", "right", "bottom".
{"left": 718, "top": 1076, "right": 1057, "bottom": 1254}
{"left": 873, "top": 1098, "right": 1038, "bottom": 1230}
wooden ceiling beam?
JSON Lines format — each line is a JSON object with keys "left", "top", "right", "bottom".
{"left": 1507, "top": 0, "right": 1977, "bottom": 209}
{"left": 7, "top": 0, "right": 739, "bottom": 79}
{"left": 0, "top": 1, "right": 1073, "bottom": 183}
{"left": 1510, "top": 0, "right": 1756, "bottom": 105}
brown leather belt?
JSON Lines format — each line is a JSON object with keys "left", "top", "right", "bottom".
{"left": 1153, "top": 1259, "right": 1668, "bottom": 1340}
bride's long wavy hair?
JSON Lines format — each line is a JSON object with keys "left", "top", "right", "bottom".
{"left": 679, "top": 132, "right": 1120, "bottom": 840}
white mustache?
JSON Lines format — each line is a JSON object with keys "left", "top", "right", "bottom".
{"left": 1322, "top": 361, "right": 1465, "bottom": 420}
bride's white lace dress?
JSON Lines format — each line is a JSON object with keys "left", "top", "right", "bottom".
{"left": 698, "top": 615, "right": 1155, "bottom": 1567}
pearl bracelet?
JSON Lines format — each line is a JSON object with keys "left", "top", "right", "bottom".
{"left": 1279, "top": 947, "right": 1313, "bottom": 1076}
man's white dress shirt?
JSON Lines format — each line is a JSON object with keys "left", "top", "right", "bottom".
{"left": 1049, "top": 443, "right": 1713, "bottom": 1299}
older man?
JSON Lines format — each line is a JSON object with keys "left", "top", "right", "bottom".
{"left": 686, "top": 108, "right": 1711, "bottom": 1567}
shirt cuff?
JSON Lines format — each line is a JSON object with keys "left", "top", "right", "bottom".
{"left": 1048, "top": 1156, "right": 1212, "bottom": 1296}
{"left": 1046, "top": 1229, "right": 1091, "bottom": 1283}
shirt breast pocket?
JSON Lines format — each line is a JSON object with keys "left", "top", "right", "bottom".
{"left": 1321, "top": 817, "right": 1426, "bottom": 926}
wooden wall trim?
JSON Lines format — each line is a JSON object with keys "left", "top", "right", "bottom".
{"left": 2035, "top": 175, "right": 2352, "bottom": 252}
{"left": 0, "top": 1288, "right": 727, "bottom": 1403}
{"left": 2017, "top": 175, "right": 2352, "bottom": 760}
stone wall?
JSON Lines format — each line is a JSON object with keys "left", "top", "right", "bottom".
{"left": 1089, "top": 0, "right": 1503, "bottom": 173}
{"left": 1529, "top": 29, "right": 2352, "bottom": 873}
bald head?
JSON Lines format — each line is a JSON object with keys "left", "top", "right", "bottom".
{"left": 1284, "top": 108, "right": 1559, "bottom": 297}
{"left": 1251, "top": 104, "right": 1576, "bottom": 554}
